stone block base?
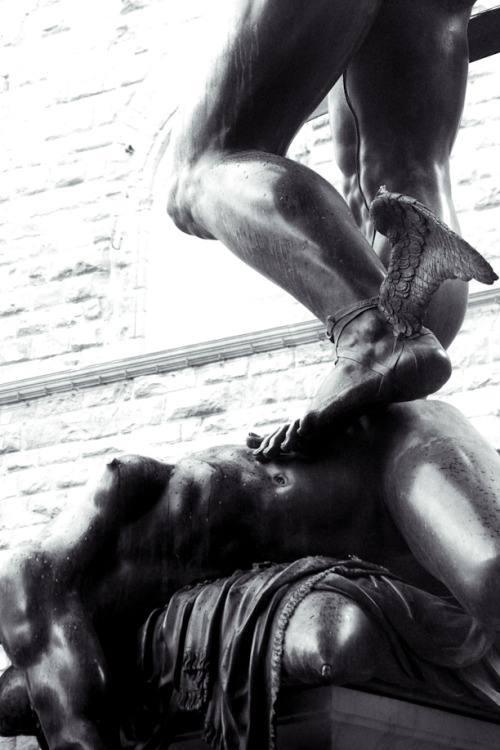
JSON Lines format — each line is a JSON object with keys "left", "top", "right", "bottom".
{"left": 171, "top": 685, "right": 500, "bottom": 750}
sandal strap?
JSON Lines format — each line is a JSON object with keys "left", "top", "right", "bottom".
{"left": 326, "top": 296, "right": 379, "bottom": 342}
{"left": 338, "top": 352, "right": 391, "bottom": 377}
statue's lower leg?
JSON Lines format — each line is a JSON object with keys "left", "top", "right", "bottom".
{"left": 302, "top": 302, "right": 451, "bottom": 437}
{"left": 171, "top": 156, "right": 469, "bottom": 449}
{"left": 250, "top": 306, "right": 451, "bottom": 458}
{"left": 248, "top": 190, "right": 496, "bottom": 458}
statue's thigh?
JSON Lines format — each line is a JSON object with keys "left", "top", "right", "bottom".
{"left": 281, "top": 591, "right": 384, "bottom": 686}
{"left": 171, "top": 0, "right": 382, "bottom": 158}
{"left": 332, "top": 0, "right": 474, "bottom": 159}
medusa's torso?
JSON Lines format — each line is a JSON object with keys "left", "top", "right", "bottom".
{"left": 89, "top": 435, "right": 432, "bottom": 633}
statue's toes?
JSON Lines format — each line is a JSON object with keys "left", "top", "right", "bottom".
{"left": 0, "top": 665, "right": 37, "bottom": 737}
{"left": 246, "top": 432, "right": 264, "bottom": 449}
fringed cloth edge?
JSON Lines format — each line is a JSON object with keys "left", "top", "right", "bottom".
{"left": 132, "top": 556, "right": 498, "bottom": 750}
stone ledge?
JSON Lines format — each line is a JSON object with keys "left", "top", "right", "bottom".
{"left": 170, "top": 685, "right": 500, "bottom": 750}
{"left": 1, "top": 685, "right": 499, "bottom": 750}
{"left": 0, "top": 319, "right": 327, "bottom": 406}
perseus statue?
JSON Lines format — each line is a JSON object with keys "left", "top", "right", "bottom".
{"left": 165, "top": 0, "right": 493, "bottom": 452}
{"left": 1, "top": 1, "right": 500, "bottom": 749}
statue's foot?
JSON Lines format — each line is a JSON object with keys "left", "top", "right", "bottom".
{"left": 249, "top": 300, "right": 451, "bottom": 459}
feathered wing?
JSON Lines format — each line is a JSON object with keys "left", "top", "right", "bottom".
{"left": 370, "top": 187, "right": 498, "bottom": 337}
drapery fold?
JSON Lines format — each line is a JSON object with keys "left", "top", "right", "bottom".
{"left": 129, "top": 556, "right": 498, "bottom": 750}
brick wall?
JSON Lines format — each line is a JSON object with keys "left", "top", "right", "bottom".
{"left": 1, "top": 0, "right": 209, "bottom": 384}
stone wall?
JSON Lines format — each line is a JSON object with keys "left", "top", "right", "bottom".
{"left": 1, "top": 0, "right": 208, "bottom": 384}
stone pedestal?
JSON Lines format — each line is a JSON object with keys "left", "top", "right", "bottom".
{"left": 171, "top": 685, "right": 500, "bottom": 750}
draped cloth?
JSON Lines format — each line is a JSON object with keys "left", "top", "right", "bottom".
{"left": 128, "top": 556, "right": 499, "bottom": 750}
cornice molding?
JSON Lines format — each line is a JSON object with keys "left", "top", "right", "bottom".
{"left": 0, "top": 320, "right": 326, "bottom": 406}
{"left": 0, "top": 289, "right": 498, "bottom": 406}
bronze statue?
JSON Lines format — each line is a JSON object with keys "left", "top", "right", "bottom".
{"left": 2, "top": 1, "right": 500, "bottom": 748}
{"left": 2, "top": 399, "right": 500, "bottom": 748}
{"left": 165, "top": 0, "right": 491, "bottom": 454}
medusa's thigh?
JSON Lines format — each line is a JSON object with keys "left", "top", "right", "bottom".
{"left": 381, "top": 401, "right": 500, "bottom": 627}
{"left": 281, "top": 591, "right": 387, "bottom": 686}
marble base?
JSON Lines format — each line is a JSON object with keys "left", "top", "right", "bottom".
{"left": 171, "top": 685, "right": 500, "bottom": 750}
{"left": 316, "top": 686, "right": 500, "bottom": 749}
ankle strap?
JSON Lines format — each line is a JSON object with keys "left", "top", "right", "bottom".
{"left": 326, "top": 296, "right": 379, "bottom": 342}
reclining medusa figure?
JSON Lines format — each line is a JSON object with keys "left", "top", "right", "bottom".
{"left": 1, "top": 2, "right": 500, "bottom": 749}
{"left": 3, "top": 383, "right": 500, "bottom": 749}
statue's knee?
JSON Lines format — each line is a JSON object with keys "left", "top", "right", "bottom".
{"left": 165, "top": 159, "right": 196, "bottom": 233}
{"left": 282, "top": 592, "right": 380, "bottom": 686}
{"left": 316, "top": 600, "right": 380, "bottom": 684}
{"left": 165, "top": 155, "right": 216, "bottom": 239}
{"left": 165, "top": 168, "right": 186, "bottom": 229}
{"left": 0, "top": 552, "right": 50, "bottom": 669}
{"left": 459, "top": 555, "right": 500, "bottom": 628}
